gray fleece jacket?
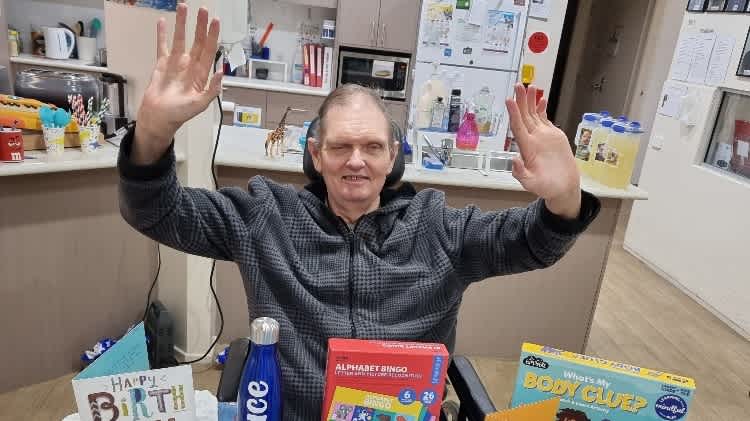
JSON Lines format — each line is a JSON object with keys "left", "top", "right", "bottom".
{"left": 117, "top": 128, "right": 600, "bottom": 420}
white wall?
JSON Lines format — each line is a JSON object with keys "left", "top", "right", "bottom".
{"left": 105, "top": 0, "right": 221, "bottom": 359}
{"left": 5, "top": 0, "right": 106, "bottom": 53}
{"left": 522, "top": 0, "right": 568, "bottom": 96}
{"left": 625, "top": 13, "right": 750, "bottom": 339}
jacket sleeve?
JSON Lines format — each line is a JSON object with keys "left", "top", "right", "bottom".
{"left": 117, "top": 125, "right": 268, "bottom": 261}
{"left": 440, "top": 191, "right": 601, "bottom": 284}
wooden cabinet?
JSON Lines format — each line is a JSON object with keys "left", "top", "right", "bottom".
{"left": 278, "top": 0, "right": 337, "bottom": 8}
{"left": 337, "top": 0, "right": 420, "bottom": 53}
{"left": 378, "top": 0, "right": 420, "bottom": 53}
{"left": 266, "top": 92, "right": 325, "bottom": 128}
{"left": 337, "top": 0, "right": 381, "bottom": 49}
{"left": 222, "top": 87, "right": 326, "bottom": 129}
{"left": 222, "top": 87, "right": 267, "bottom": 127}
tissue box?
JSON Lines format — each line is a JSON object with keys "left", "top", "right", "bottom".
{"left": 511, "top": 343, "right": 695, "bottom": 421}
{"left": 322, "top": 339, "right": 449, "bottom": 421}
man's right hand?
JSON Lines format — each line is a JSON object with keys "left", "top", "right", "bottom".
{"left": 133, "top": 4, "right": 223, "bottom": 165}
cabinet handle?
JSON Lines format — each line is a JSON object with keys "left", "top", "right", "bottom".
{"left": 381, "top": 23, "right": 386, "bottom": 47}
{"left": 371, "top": 21, "right": 376, "bottom": 46}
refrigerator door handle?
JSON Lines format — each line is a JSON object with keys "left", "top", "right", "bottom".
{"left": 381, "top": 23, "right": 386, "bottom": 47}
{"left": 371, "top": 21, "right": 376, "bottom": 46}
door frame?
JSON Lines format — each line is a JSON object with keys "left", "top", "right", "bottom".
{"left": 549, "top": 0, "right": 657, "bottom": 126}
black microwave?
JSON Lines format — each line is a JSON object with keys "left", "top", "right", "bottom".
{"left": 337, "top": 47, "right": 411, "bottom": 101}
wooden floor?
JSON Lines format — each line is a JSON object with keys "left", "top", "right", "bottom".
{"left": 1, "top": 206, "right": 749, "bottom": 420}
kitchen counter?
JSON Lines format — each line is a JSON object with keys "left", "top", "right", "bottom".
{"left": 10, "top": 53, "right": 109, "bottom": 73}
{"left": 0, "top": 143, "right": 186, "bottom": 177}
{"left": 222, "top": 76, "right": 332, "bottom": 97}
{"left": 215, "top": 125, "right": 648, "bottom": 200}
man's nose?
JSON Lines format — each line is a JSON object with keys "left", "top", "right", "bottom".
{"left": 346, "top": 148, "right": 366, "bottom": 169}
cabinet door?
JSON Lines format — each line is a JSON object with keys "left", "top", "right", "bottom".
{"left": 222, "top": 87, "right": 267, "bottom": 126}
{"left": 384, "top": 101, "right": 408, "bottom": 135}
{"left": 337, "top": 0, "right": 380, "bottom": 49}
{"left": 279, "top": 0, "right": 337, "bottom": 7}
{"left": 266, "top": 92, "right": 325, "bottom": 128}
{"left": 378, "top": 0, "right": 420, "bottom": 53}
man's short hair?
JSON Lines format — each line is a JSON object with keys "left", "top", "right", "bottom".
{"left": 315, "top": 84, "right": 396, "bottom": 149}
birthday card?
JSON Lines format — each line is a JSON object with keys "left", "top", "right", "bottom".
{"left": 71, "top": 322, "right": 196, "bottom": 421}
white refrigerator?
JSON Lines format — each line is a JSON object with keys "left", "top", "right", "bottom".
{"left": 408, "top": 0, "right": 530, "bottom": 156}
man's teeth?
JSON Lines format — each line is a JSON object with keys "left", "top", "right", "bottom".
{"left": 344, "top": 176, "right": 367, "bottom": 181}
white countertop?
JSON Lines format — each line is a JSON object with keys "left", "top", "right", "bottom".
{"left": 10, "top": 53, "right": 109, "bottom": 73}
{"left": 215, "top": 125, "right": 648, "bottom": 200}
{"left": 223, "top": 76, "right": 331, "bottom": 97}
{"left": 0, "top": 143, "right": 186, "bottom": 177}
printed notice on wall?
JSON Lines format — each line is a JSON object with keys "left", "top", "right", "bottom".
{"left": 671, "top": 29, "right": 739, "bottom": 86}
{"left": 706, "top": 35, "right": 736, "bottom": 86}
{"left": 686, "top": 32, "right": 717, "bottom": 84}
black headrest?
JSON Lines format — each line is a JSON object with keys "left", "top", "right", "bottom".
{"left": 302, "top": 116, "right": 406, "bottom": 188}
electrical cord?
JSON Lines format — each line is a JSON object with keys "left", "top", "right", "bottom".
{"left": 181, "top": 52, "right": 225, "bottom": 365}
{"left": 141, "top": 50, "right": 226, "bottom": 366}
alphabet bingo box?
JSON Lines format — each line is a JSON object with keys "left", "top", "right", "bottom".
{"left": 511, "top": 343, "right": 695, "bottom": 421}
{"left": 322, "top": 339, "right": 449, "bottom": 421}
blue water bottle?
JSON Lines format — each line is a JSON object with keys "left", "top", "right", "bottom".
{"left": 237, "top": 317, "right": 282, "bottom": 421}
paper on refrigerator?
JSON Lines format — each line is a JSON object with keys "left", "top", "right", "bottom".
{"left": 529, "top": 0, "right": 552, "bottom": 19}
{"left": 657, "top": 82, "right": 689, "bottom": 118}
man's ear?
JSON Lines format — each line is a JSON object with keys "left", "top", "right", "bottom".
{"left": 389, "top": 141, "right": 400, "bottom": 172}
{"left": 308, "top": 137, "right": 322, "bottom": 173}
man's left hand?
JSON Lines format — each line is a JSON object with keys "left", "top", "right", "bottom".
{"left": 506, "top": 84, "right": 581, "bottom": 220}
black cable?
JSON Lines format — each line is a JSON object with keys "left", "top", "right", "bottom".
{"left": 181, "top": 54, "right": 225, "bottom": 365}
{"left": 181, "top": 96, "right": 224, "bottom": 365}
{"left": 141, "top": 242, "right": 161, "bottom": 323}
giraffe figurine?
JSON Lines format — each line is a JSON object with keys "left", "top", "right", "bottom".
{"left": 265, "top": 106, "right": 293, "bottom": 158}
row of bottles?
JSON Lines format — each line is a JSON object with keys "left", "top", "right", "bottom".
{"left": 415, "top": 63, "right": 497, "bottom": 139}
{"left": 573, "top": 111, "right": 644, "bottom": 189}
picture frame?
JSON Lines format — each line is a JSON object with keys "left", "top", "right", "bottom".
{"left": 737, "top": 28, "right": 750, "bottom": 77}
{"left": 725, "top": 0, "right": 748, "bottom": 11}
{"left": 687, "top": 0, "right": 707, "bottom": 11}
{"left": 706, "top": 0, "right": 728, "bottom": 11}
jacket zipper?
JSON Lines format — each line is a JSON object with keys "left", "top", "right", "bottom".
{"left": 348, "top": 235, "right": 357, "bottom": 338}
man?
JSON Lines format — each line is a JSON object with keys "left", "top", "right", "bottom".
{"left": 119, "top": 5, "right": 600, "bottom": 419}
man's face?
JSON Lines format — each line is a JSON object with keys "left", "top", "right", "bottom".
{"left": 309, "top": 96, "right": 396, "bottom": 205}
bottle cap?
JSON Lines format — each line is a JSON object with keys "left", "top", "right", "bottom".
{"left": 600, "top": 118, "right": 615, "bottom": 128}
{"left": 583, "top": 113, "right": 599, "bottom": 122}
{"left": 250, "top": 317, "right": 280, "bottom": 345}
{"left": 612, "top": 123, "right": 627, "bottom": 133}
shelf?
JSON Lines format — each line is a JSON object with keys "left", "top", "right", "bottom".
{"left": 0, "top": 143, "right": 187, "bottom": 177}
{"left": 223, "top": 76, "right": 332, "bottom": 97}
{"left": 10, "top": 54, "right": 109, "bottom": 73}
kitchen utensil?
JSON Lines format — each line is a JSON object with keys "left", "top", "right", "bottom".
{"left": 58, "top": 22, "right": 80, "bottom": 58}
{"left": 75, "top": 21, "right": 85, "bottom": 36}
{"left": 44, "top": 26, "right": 75, "bottom": 59}
{"left": 54, "top": 108, "right": 71, "bottom": 128}
{"left": 15, "top": 69, "right": 100, "bottom": 109}
{"left": 258, "top": 23, "right": 274, "bottom": 48}
{"left": 90, "top": 18, "right": 102, "bottom": 38}
{"left": 77, "top": 36, "right": 97, "bottom": 64}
